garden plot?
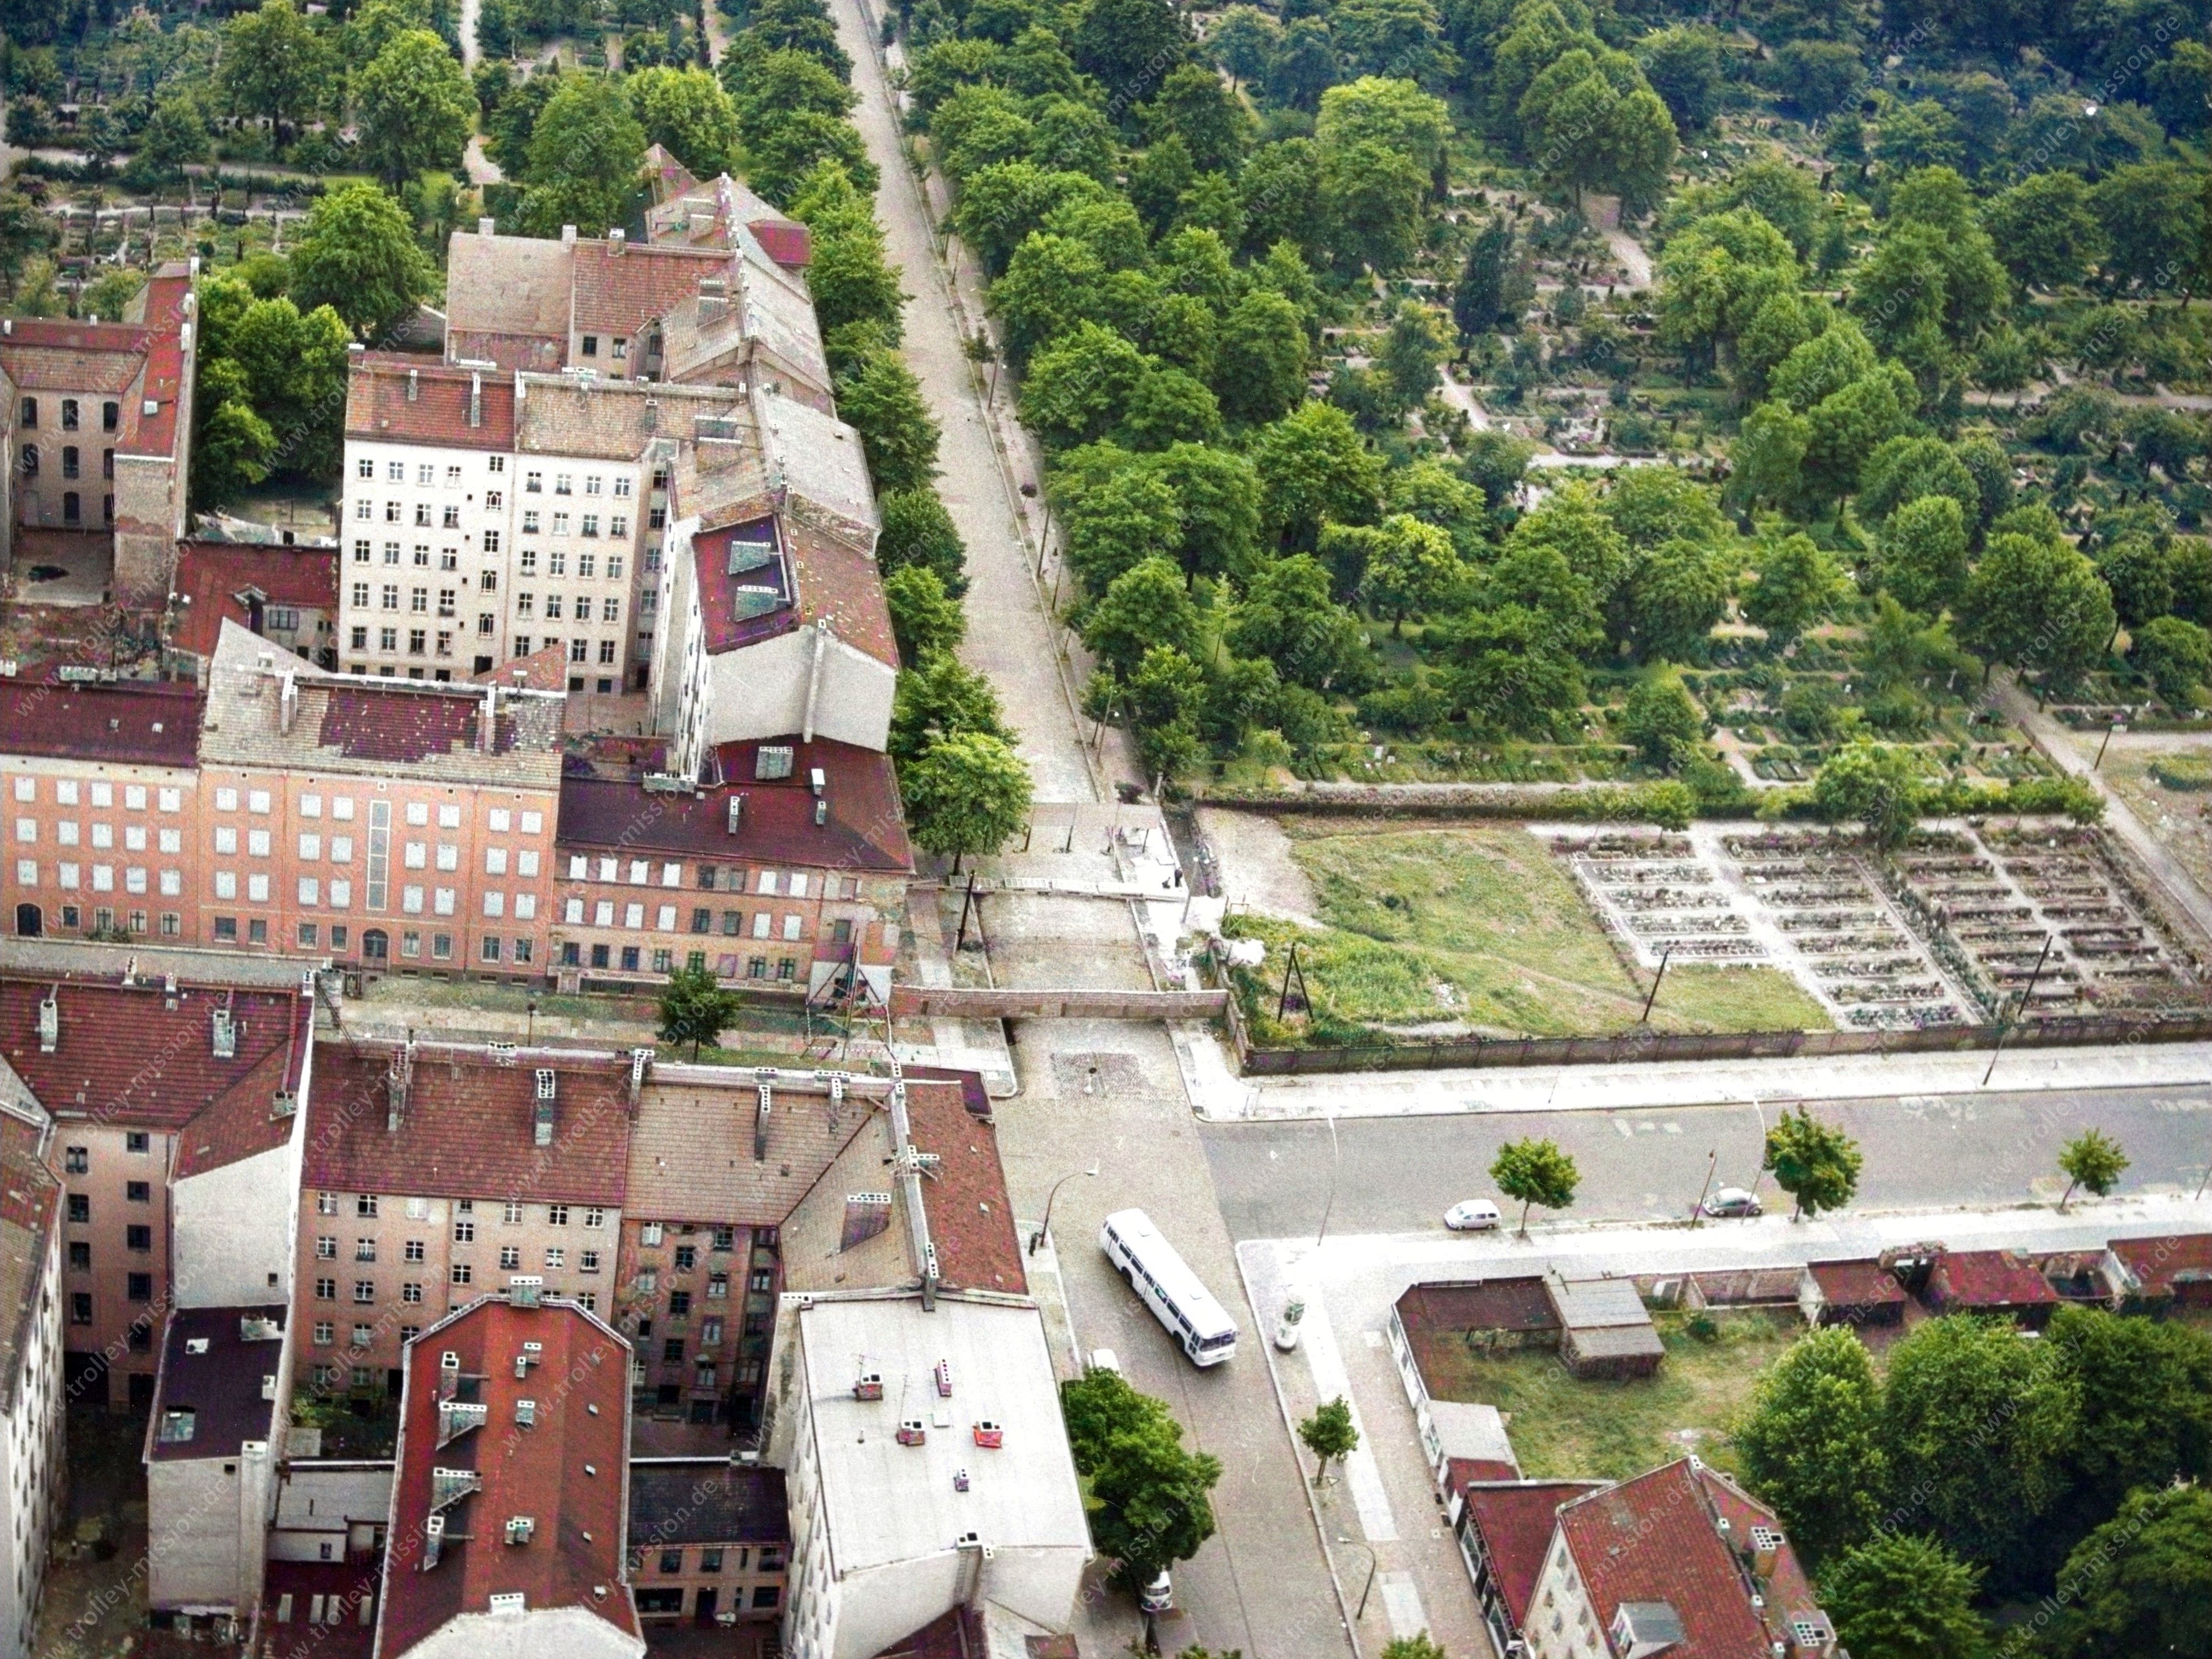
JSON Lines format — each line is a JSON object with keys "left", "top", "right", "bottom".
{"left": 1546, "top": 826, "right": 1977, "bottom": 1030}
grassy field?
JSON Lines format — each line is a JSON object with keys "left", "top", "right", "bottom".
{"left": 2103, "top": 750, "right": 2212, "bottom": 911}
{"left": 1420, "top": 1311, "right": 1803, "bottom": 1480}
{"left": 1225, "top": 826, "right": 1830, "bottom": 1039}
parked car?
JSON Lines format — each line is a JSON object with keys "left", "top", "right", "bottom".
{"left": 1139, "top": 1572, "right": 1173, "bottom": 1614}
{"left": 1444, "top": 1199, "right": 1503, "bottom": 1231}
{"left": 1703, "top": 1186, "right": 1763, "bottom": 1218}
{"left": 1087, "top": 1348, "right": 1121, "bottom": 1376}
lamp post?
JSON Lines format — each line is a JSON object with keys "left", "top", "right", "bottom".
{"left": 1336, "top": 1536, "right": 1379, "bottom": 1621}
{"left": 1692, "top": 1147, "right": 1718, "bottom": 1227}
{"left": 1028, "top": 1164, "right": 1098, "bottom": 1255}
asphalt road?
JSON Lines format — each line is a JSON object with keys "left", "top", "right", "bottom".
{"left": 1201, "top": 1084, "right": 2212, "bottom": 1242}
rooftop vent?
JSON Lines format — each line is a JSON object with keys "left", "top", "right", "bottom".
{"left": 726, "top": 795, "right": 744, "bottom": 834}
{"left": 1611, "top": 1601, "right": 1687, "bottom": 1659}
{"left": 897, "top": 1418, "right": 927, "bottom": 1447}
{"left": 423, "top": 1513, "right": 446, "bottom": 1570}
{"left": 853, "top": 1370, "right": 883, "bottom": 1402}
{"left": 810, "top": 767, "right": 826, "bottom": 796}
{"left": 271, "top": 1089, "right": 297, "bottom": 1120}
{"left": 440, "top": 1350, "right": 460, "bottom": 1373}
{"left": 430, "top": 1467, "right": 482, "bottom": 1512}
{"left": 469, "top": 371, "right": 483, "bottom": 430}
{"left": 489, "top": 1593, "right": 526, "bottom": 1615}
{"left": 185, "top": 1338, "right": 211, "bottom": 1356}
{"left": 755, "top": 745, "right": 794, "bottom": 782}
{"left": 37, "top": 990, "right": 58, "bottom": 1053}
{"left": 754, "top": 1083, "right": 772, "bottom": 1162}
{"left": 262, "top": 1374, "right": 278, "bottom": 1401}
{"left": 157, "top": 1409, "right": 195, "bottom": 1444}
{"left": 240, "top": 1316, "right": 281, "bottom": 1343}
{"left": 505, "top": 1516, "right": 536, "bottom": 1546}
{"left": 814, "top": 799, "right": 828, "bottom": 826}
{"left": 515, "top": 1399, "right": 537, "bottom": 1427}
{"left": 953, "top": 1468, "right": 970, "bottom": 1492}
{"left": 973, "top": 1420, "right": 1003, "bottom": 1448}
{"left": 406, "top": 368, "right": 419, "bottom": 403}
{"left": 608, "top": 228, "right": 626, "bottom": 255}
{"left": 211, "top": 1006, "right": 236, "bottom": 1060}
{"left": 935, "top": 1360, "right": 953, "bottom": 1398}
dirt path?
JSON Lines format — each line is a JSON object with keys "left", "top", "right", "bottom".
{"left": 1606, "top": 226, "right": 1652, "bottom": 290}
{"left": 828, "top": 0, "right": 1105, "bottom": 804}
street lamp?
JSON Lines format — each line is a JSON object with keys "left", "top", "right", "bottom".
{"left": 1335, "top": 1536, "right": 1379, "bottom": 1621}
{"left": 1028, "top": 1164, "right": 1098, "bottom": 1255}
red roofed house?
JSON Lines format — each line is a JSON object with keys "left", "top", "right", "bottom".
{"left": 2108, "top": 1230, "right": 2212, "bottom": 1311}
{"left": 1922, "top": 1248, "right": 2059, "bottom": 1330}
{"left": 0, "top": 970, "right": 312, "bottom": 1412}
{"left": 169, "top": 539, "right": 341, "bottom": 674}
{"left": 1526, "top": 1458, "right": 1839, "bottom": 1659}
{"left": 1, "top": 265, "right": 199, "bottom": 609}
{"left": 1452, "top": 1479, "right": 1605, "bottom": 1659}
{"left": 373, "top": 1286, "right": 642, "bottom": 1659}
{"left": 293, "top": 1038, "right": 636, "bottom": 1396}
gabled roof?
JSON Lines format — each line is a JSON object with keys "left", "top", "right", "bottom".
{"left": 304, "top": 1045, "right": 633, "bottom": 1207}
{"left": 569, "top": 240, "right": 732, "bottom": 337}
{"left": 1557, "top": 1459, "right": 1825, "bottom": 1659}
{"left": 0, "top": 978, "right": 304, "bottom": 1134}
{"left": 1806, "top": 1257, "right": 1908, "bottom": 1308}
{"left": 1, "top": 265, "right": 194, "bottom": 461}
{"left": 170, "top": 540, "right": 340, "bottom": 660}
{"left": 1458, "top": 1480, "right": 1605, "bottom": 1632}
{"left": 376, "top": 1295, "right": 639, "bottom": 1659}
{"left": 0, "top": 679, "right": 202, "bottom": 767}
{"left": 2110, "top": 1231, "right": 2212, "bottom": 1298}
{"left": 345, "top": 354, "right": 517, "bottom": 453}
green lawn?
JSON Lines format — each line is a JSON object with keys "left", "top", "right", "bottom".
{"left": 1225, "top": 825, "right": 1830, "bottom": 1039}
{"left": 1420, "top": 1310, "right": 1804, "bottom": 1481}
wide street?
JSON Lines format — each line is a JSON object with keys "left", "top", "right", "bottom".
{"left": 1203, "top": 1082, "right": 2212, "bottom": 1243}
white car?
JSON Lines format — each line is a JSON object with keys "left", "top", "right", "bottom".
{"left": 1703, "top": 1186, "right": 1764, "bottom": 1218}
{"left": 1087, "top": 1348, "right": 1122, "bottom": 1376}
{"left": 1139, "top": 1571, "right": 1173, "bottom": 1614}
{"left": 1444, "top": 1199, "right": 1503, "bottom": 1231}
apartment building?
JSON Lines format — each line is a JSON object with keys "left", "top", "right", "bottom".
{"left": 373, "top": 1288, "right": 642, "bottom": 1659}
{"left": 0, "top": 971, "right": 312, "bottom": 1411}
{"left": 0, "top": 1096, "right": 63, "bottom": 1659}
{"left": 294, "top": 1041, "right": 637, "bottom": 1394}
{"left": 1, "top": 264, "right": 198, "bottom": 606}
{"left": 626, "top": 1459, "right": 788, "bottom": 1625}
{"left": 197, "top": 620, "right": 564, "bottom": 975}
{"left": 552, "top": 736, "right": 909, "bottom": 999}
{"left": 0, "top": 679, "right": 204, "bottom": 948}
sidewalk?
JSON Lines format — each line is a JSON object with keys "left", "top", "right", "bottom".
{"left": 1177, "top": 1030, "right": 2212, "bottom": 1123}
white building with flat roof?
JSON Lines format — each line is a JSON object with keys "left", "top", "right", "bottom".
{"left": 774, "top": 1297, "right": 1089, "bottom": 1659}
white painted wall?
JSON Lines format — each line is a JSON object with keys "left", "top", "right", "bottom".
{"left": 0, "top": 1208, "right": 62, "bottom": 1659}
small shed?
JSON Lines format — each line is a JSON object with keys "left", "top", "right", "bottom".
{"left": 1798, "top": 1258, "right": 1909, "bottom": 1329}
{"left": 1417, "top": 1399, "right": 1519, "bottom": 1492}
{"left": 2108, "top": 1232, "right": 2212, "bottom": 1311}
{"left": 1924, "top": 1249, "right": 2059, "bottom": 1329}
{"left": 1542, "top": 1275, "right": 1663, "bottom": 1379}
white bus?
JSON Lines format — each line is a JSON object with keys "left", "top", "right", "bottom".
{"left": 1100, "top": 1209, "right": 1238, "bottom": 1366}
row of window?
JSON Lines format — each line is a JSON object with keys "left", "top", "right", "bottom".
{"left": 562, "top": 897, "right": 807, "bottom": 939}
{"left": 562, "top": 943, "right": 799, "bottom": 980}
{"left": 515, "top": 593, "right": 623, "bottom": 622}
{"left": 19, "top": 397, "right": 119, "bottom": 431}
{"left": 635, "top": 1545, "right": 782, "bottom": 1576}
{"left": 66, "top": 1226, "right": 153, "bottom": 1266}
{"left": 14, "top": 860, "right": 181, "bottom": 895}
{"left": 568, "top": 857, "right": 826, "bottom": 898}
{"left": 519, "top": 547, "right": 625, "bottom": 578}
{"left": 17, "top": 445, "right": 114, "bottom": 478}
{"left": 60, "top": 1138, "right": 152, "bottom": 1170}
{"left": 26, "top": 903, "right": 180, "bottom": 938}
{"left": 358, "top": 458, "right": 487, "bottom": 487}
{"left": 319, "top": 1194, "right": 607, "bottom": 1225}
{"left": 348, "top": 582, "right": 494, "bottom": 614}
{"left": 354, "top": 541, "right": 466, "bottom": 570}
{"left": 9, "top": 779, "right": 182, "bottom": 810}
{"left": 69, "top": 1287, "right": 150, "bottom": 1322}
{"left": 14, "top": 820, "right": 181, "bottom": 850}
{"left": 11, "top": 483, "right": 109, "bottom": 523}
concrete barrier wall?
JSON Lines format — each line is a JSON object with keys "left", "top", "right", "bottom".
{"left": 892, "top": 987, "right": 1227, "bottom": 1020}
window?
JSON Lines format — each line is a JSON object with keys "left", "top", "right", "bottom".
{"left": 545, "top": 1248, "right": 565, "bottom": 1269}
{"left": 69, "top": 1242, "right": 90, "bottom": 1270}
{"left": 454, "top": 1219, "right": 475, "bottom": 1243}
{"left": 548, "top": 1204, "right": 569, "bottom": 1226}
{"left": 315, "top": 1277, "right": 336, "bottom": 1301}
{"left": 314, "top": 1322, "right": 334, "bottom": 1345}
{"left": 64, "top": 1145, "right": 87, "bottom": 1174}
{"left": 127, "top": 1180, "right": 150, "bottom": 1203}
{"left": 317, "top": 1237, "right": 337, "bottom": 1259}
{"left": 669, "top": 1290, "right": 691, "bottom": 1317}
{"left": 404, "top": 1239, "right": 425, "bottom": 1263}
{"left": 356, "top": 1239, "right": 377, "bottom": 1262}
{"left": 318, "top": 1192, "right": 339, "bottom": 1215}
{"left": 352, "top": 1280, "right": 375, "bottom": 1304}
{"left": 402, "top": 1282, "right": 423, "bottom": 1304}
{"left": 673, "top": 1246, "right": 697, "bottom": 1274}
{"left": 358, "top": 1194, "right": 379, "bottom": 1218}
{"left": 584, "top": 1206, "right": 606, "bottom": 1228}
{"left": 70, "top": 1293, "right": 91, "bottom": 1325}
{"left": 581, "top": 1249, "right": 601, "bottom": 1272}
{"left": 66, "top": 1194, "right": 89, "bottom": 1224}
{"left": 499, "top": 1246, "right": 521, "bottom": 1271}
{"left": 61, "top": 399, "right": 79, "bottom": 430}
{"left": 451, "top": 1263, "right": 473, "bottom": 1286}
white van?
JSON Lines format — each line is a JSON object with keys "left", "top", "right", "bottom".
{"left": 1100, "top": 1209, "right": 1238, "bottom": 1366}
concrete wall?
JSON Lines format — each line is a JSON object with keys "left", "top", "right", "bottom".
{"left": 147, "top": 1438, "right": 272, "bottom": 1616}
{"left": 173, "top": 1137, "right": 299, "bottom": 1311}
{"left": 270, "top": 1461, "right": 393, "bottom": 1562}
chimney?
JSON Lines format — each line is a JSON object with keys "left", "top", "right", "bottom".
{"left": 212, "top": 1003, "right": 237, "bottom": 1060}
{"left": 1750, "top": 1526, "right": 1785, "bottom": 1581}
{"left": 754, "top": 1083, "right": 771, "bottom": 1162}
{"left": 279, "top": 671, "right": 299, "bottom": 735}
{"left": 534, "top": 1067, "right": 557, "bottom": 1146}
{"left": 36, "top": 989, "right": 58, "bottom": 1053}
{"left": 726, "top": 794, "right": 743, "bottom": 834}
{"left": 478, "top": 684, "right": 497, "bottom": 750}
{"left": 609, "top": 228, "right": 626, "bottom": 255}
{"left": 643, "top": 399, "right": 659, "bottom": 434}
{"left": 697, "top": 277, "right": 728, "bottom": 326}
{"left": 478, "top": 216, "right": 496, "bottom": 236}
{"left": 406, "top": 368, "right": 419, "bottom": 403}
{"left": 468, "top": 371, "right": 483, "bottom": 429}
{"left": 561, "top": 225, "right": 578, "bottom": 245}
{"left": 387, "top": 1036, "right": 415, "bottom": 1133}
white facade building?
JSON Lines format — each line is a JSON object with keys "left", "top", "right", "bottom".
{"left": 0, "top": 1089, "right": 63, "bottom": 1659}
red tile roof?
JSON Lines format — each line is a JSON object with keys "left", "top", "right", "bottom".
{"left": 378, "top": 1296, "right": 638, "bottom": 1659}
{"left": 904, "top": 1076, "right": 1024, "bottom": 1296}
{"left": 170, "top": 541, "right": 339, "bottom": 660}
{"left": 1558, "top": 1460, "right": 1824, "bottom": 1659}
{"left": 0, "top": 980, "right": 303, "bottom": 1131}
{"left": 174, "top": 995, "right": 312, "bottom": 1179}
{"left": 556, "top": 737, "right": 911, "bottom": 874}
{"left": 304, "top": 1047, "right": 634, "bottom": 1207}
{"left": 1807, "top": 1258, "right": 1908, "bottom": 1308}
{"left": 2110, "top": 1232, "right": 2212, "bottom": 1299}
{"left": 1459, "top": 1480, "right": 1604, "bottom": 1632}
{"left": 692, "top": 517, "right": 795, "bottom": 656}
{"left": 569, "top": 242, "right": 733, "bottom": 336}
{"left": 264, "top": 1558, "right": 380, "bottom": 1659}
{"left": 787, "top": 520, "right": 898, "bottom": 670}
{"left": 1928, "top": 1248, "right": 2058, "bottom": 1311}
{"left": 119, "top": 270, "right": 194, "bottom": 460}
{"left": 0, "top": 680, "right": 202, "bottom": 766}
{"left": 749, "top": 221, "right": 812, "bottom": 269}
{"left": 345, "top": 355, "right": 517, "bottom": 452}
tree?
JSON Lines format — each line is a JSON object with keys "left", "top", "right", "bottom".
{"left": 1150, "top": 62, "right": 1249, "bottom": 173}
{"left": 878, "top": 488, "right": 967, "bottom": 594}
{"left": 1771, "top": 38, "right": 1861, "bottom": 117}
{"left": 287, "top": 183, "right": 434, "bottom": 341}
{"left": 1085, "top": 557, "right": 1202, "bottom": 676}
{"left": 189, "top": 359, "right": 279, "bottom": 510}
{"left": 352, "top": 30, "right": 472, "bottom": 186}
{"left": 1986, "top": 171, "right": 2108, "bottom": 292}
{"left": 1744, "top": 534, "right": 1841, "bottom": 646}
{"left": 1620, "top": 670, "right": 1703, "bottom": 766}
{"left": 1254, "top": 403, "right": 1382, "bottom": 551}
{"left": 1071, "top": 0, "right": 1187, "bottom": 95}
{"left": 0, "top": 193, "right": 56, "bottom": 299}
{"left": 1627, "top": 539, "right": 1730, "bottom": 663}
{"left": 837, "top": 353, "right": 942, "bottom": 493}
{"left": 890, "top": 651, "right": 1010, "bottom": 766}
{"left": 1363, "top": 515, "right": 1462, "bottom": 632}
{"left": 1960, "top": 534, "right": 2116, "bottom": 691}
{"left": 2132, "top": 615, "right": 2212, "bottom": 704}
{"left": 2056, "top": 1128, "right": 2129, "bottom": 1211}
{"left": 629, "top": 65, "right": 739, "bottom": 180}
{"left": 1227, "top": 555, "right": 1371, "bottom": 691}
{"left": 1453, "top": 217, "right": 1511, "bottom": 343}
{"left": 1734, "top": 1327, "right": 1886, "bottom": 1566}
{"left": 1058, "top": 1370, "right": 1222, "bottom": 1586}
{"left": 884, "top": 566, "right": 966, "bottom": 666}
{"left": 137, "top": 91, "right": 212, "bottom": 181}
{"left": 2046, "top": 1486, "right": 2212, "bottom": 1659}
{"left": 1378, "top": 305, "right": 1442, "bottom": 412}
{"left": 1858, "top": 436, "right": 1980, "bottom": 526}
{"left": 2044, "top": 1304, "right": 2212, "bottom": 1534}
{"left": 1208, "top": 5, "right": 1277, "bottom": 89}
{"left": 901, "top": 730, "right": 1033, "bottom": 872}
{"left": 1518, "top": 48, "right": 1677, "bottom": 210}
{"left": 1877, "top": 495, "right": 1971, "bottom": 619}
{"left": 218, "top": 0, "right": 328, "bottom": 130}
{"left": 1318, "top": 137, "right": 1427, "bottom": 274}
{"left": 1761, "top": 1107, "right": 1861, "bottom": 1220}
{"left": 1820, "top": 1534, "right": 1987, "bottom": 1659}
{"left": 2092, "top": 161, "right": 2203, "bottom": 295}
{"left": 519, "top": 75, "right": 648, "bottom": 238}
{"left": 1214, "top": 290, "right": 1307, "bottom": 427}
{"left": 1490, "top": 1136, "right": 1578, "bottom": 1235}
{"left": 1639, "top": 24, "right": 1724, "bottom": 134}
{"left": 1379, "top": 1640, "right": 1446, "bottom": 1659}
{"left": 656, "top": 962, "right": 744, "bottom": 1060}
{"left": 1299, "top": 1396, "right": 1359, "bottom": 1483}
{"left": 1020, "top": 322, "right": 1151, "bottom": 448}
{"left": 1881, "top": 1315, "right": 2078, "bottom": 1571}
